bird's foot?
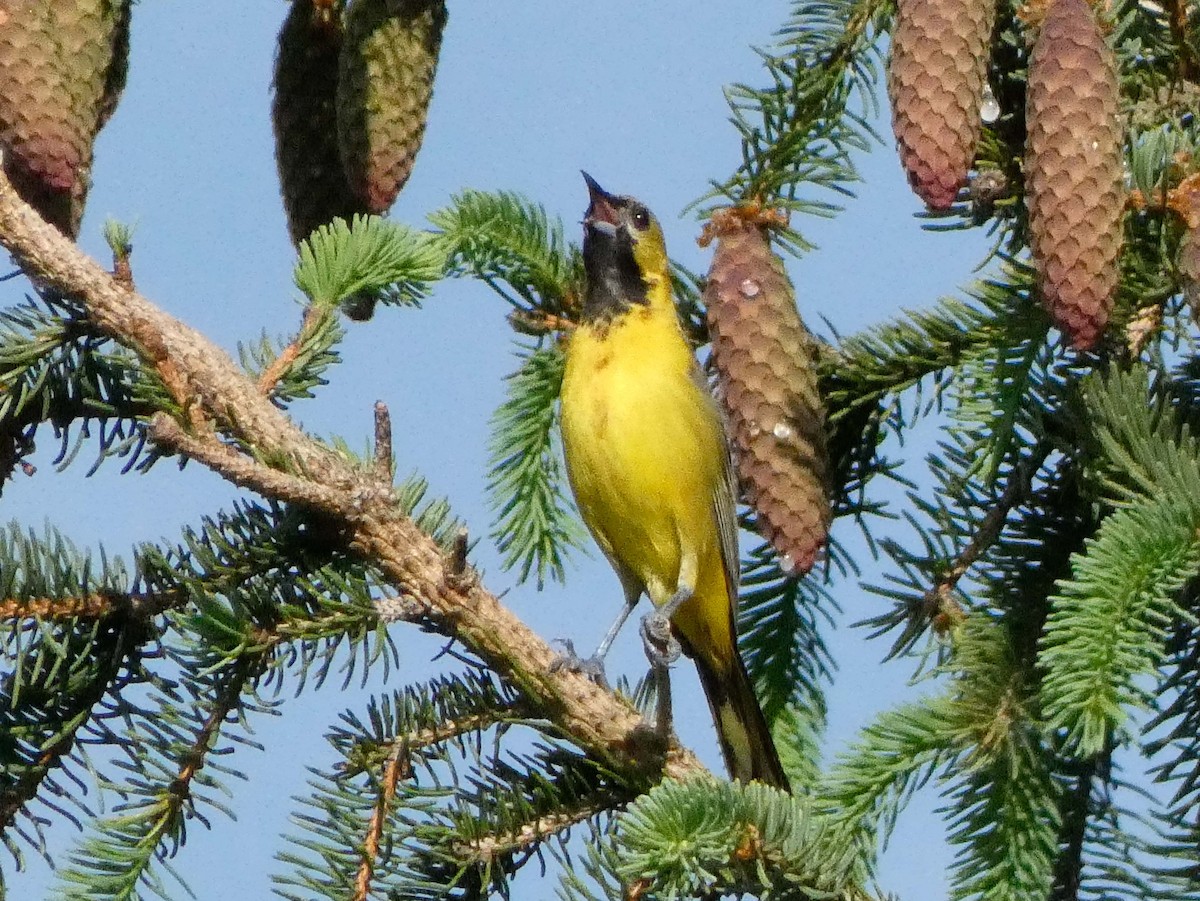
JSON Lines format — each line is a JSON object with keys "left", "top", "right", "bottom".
{"left": 639, "top": 612, "right": 681, "bottom": 667}
{"left": 550, "top": 639, "right": 611, "bottom": 688}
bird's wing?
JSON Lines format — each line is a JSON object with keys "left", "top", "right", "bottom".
{"left": 693, "top": 364, "right": 741, "bottom": 598}
{"left": 713, "top": 429, "right": 741, "bottom": 599}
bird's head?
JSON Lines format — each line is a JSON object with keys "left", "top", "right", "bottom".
{"left": 580, "top": 172, "right": 669, "bottom": 320}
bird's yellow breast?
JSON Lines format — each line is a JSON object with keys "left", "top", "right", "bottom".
{"left": 559, "top": 306, "right": 727, "bottom": 608}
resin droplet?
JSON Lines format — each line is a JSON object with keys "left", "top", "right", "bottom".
{"left": 980, "top": 85, "right": 1000, "bottom": 124}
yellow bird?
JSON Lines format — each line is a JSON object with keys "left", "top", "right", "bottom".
{"left": 558, "top": 173, "right": 789, "bottom": 789}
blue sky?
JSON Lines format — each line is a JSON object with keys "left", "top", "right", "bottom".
{"left": 5, "top": 2, "right": 997, "bottom": 897}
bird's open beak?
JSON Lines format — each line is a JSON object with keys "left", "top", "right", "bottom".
{"left": 582, "top": 171, "right": 620, "bottom": 232}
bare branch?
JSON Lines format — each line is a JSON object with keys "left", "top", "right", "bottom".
{"left": 373, "top": 400, "right": 393, "bottom": 483}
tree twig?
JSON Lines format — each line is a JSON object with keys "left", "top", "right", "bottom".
{"left": 354, "top": 743, "right": 407, "bottom": 901}
{"left": 0, "top": 590, "right": 180, "bottom": 621}
{"left": 257, "top": 304, "right": 329, "bottom": 396}
{"left": 920, "top": 450, "right": 1045, "bottom": 632}
{"left": 373, "top": 400, "right": 393, "bottom": 483}
{"left": 1166, "top": 0, "right": 1200, "bottom": 81}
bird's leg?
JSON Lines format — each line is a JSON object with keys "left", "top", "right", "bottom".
{"left": 652, "top": 657, "right": 673, "bottom": 738}
{"left": 639, "top": 584, "right": 689, "bottom": 668}
{"left": 591, "top": 597, "right": 637, "bottom": 665}
{"left": 552, "top": 586, "right": 640, "bottom": 687}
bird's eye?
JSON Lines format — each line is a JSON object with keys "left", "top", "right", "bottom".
{"left": 630, "top": 206, "right": 650, "bottom": 230}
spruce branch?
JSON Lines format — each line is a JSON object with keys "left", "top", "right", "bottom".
{"left": 1039, "top": 365, "right": 1200, "bottom": 755}
{"left": 1146, "top": 616, "right": 1200, "bottom": 899}
{"left": 917, "top": 446, "right": 1044, "bottom": 632}
{"left": 1039, "top": 498, "right": 1200, "bottom": 755}
{"left": 701, "top": 0, "right": 889, "bottom": 250}
{"left": 353, "top": 742, "right": 405, "bottom": 901}
{"left": 818, "top": 694, "right": 965, "bottom": 877}
{"left": 0, "top": 166, "right": 706, "bottom": 788}
{"left": 1083, "top": 363, "right": 1200, "bottom": 507}
{"left": 823, "top": 268, "right": 1047, "bottom": 429}
{"left": 256, "top": 304, "right": 333, "bottom": 397}
{"left": 1164, "top": 0, "right": 1200, "bottom": 81}
{"left": 294, "top": 214, "right": 445, "bottom": 310}
{"left": 103, "top": 219, "right": 135, "bottom": 290}
{"left": 56, "top": 651, "right": 269, "bottom": 900}
{"left": 0, "top": 590, "right": 178, "bottom": 621}
{"left": 486, "top": 343, "right": 585, "bottom": 588}
{"left": 135, "top": 496, "right": 450, "bottom": 695}
{"left": 946, "top": 728, "right": 1061, "bottom": 901}
{"left": 452, "top": 805, "right": 608, "bottom": 872}
{"left": 0, "top": 297, "right": 160, "bottom": 483}
{"left": 330, "top": 673, "right": 526, "bottom": 776}
{"left": 1052, "top": 751, "right": 1105, "bottom": 901}
{"left": 818, "top": 616, "right": 1059, "bottom": 892}
{"left": 280, "top": 673, "right": 642, "bottom": 900}
{"left": 605, "top": 778, "right": 864, "bottom": 900}
{"left": 433, "top": 742, "right": 643, "bottom": 895}
{"left": 239, "top": 307, "right": 344, "bottom": 408}
{"left": 430, "top": 189, "right": 581, "bottom": 317}
{"left": 147, "top": 413, "right": 350, "bottom": 512}
{"left": 738, "top": 539, "right": 838, "bottom": 787}
{"left": 0, "top": 615, "right": 140, "bottom": 862}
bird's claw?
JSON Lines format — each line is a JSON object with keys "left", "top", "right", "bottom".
{"left": 640, "top": 612, "right": 681, "bottom": 667}
{"left": 550, "top": 639, "right": 611, "bottom": 688}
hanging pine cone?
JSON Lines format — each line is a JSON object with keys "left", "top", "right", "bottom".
{"left": 273, "top": 0, "right": 365, "bottom": 246}
{"left": 888, "top": 0, "right": 997, "bottom": 210}
{"left": 1182, "top": 216, "right": 1200, "bottom": 328}
{"left": 0, "top": 0, "right": 130, "bottom": 237}
{"left": 336, "top": 0, "right": 446, "bottom": 214}
{"left": 97, "top": 0, "right": 131, "bottom": 131}
{"left": 703, "top": 210, "right": 831, "bottom": 576}
{"left": 1025, "top": 0, "right": 1125, "bottom": 351}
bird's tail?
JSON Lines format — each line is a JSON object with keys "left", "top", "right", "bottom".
{"left": 693, "top": 651, "right": 790, "bottom": 790}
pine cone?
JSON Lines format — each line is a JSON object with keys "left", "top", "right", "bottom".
{"left": 1025, "top": 0, "right": 1125, "bottom": 351}
{"left": 273, "top": 0, "right": 365, "bottom": 245}
{"left": 704, "top": 217, "right": 831, "bottom": 575}
{"left": 888, "top": 0, "right": 997, "bottom": 210}
{"left": 0, "top": 0, "right": 130, "bottom": 237}
{"left": 1182, "top": 218, "right": 1200, "bottom": 328}
{"left": 97, "top": 0, "right": 131, "bottom": 130}
{"left": 336, "top": 0, "right": 446, "bottom": 214}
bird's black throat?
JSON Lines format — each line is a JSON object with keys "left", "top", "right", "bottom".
{"left": 581, "top": 223, "right": 649, "bottom": 322}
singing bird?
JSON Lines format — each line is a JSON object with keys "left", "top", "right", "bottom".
{"left": 558, "top": 174, "right": 789, "bottom": 789}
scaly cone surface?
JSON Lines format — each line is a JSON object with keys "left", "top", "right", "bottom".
{"left": 704, "top": 214, "right": 831, "bottom": 576}
{"left": 273, "top": 0, "right": 364, "bottom": 246}
{"left": 887, "top": 0, "right": 997, "bottom": 210}
{"left": 336, "top": 0, "right": 447, "bottom": 214}
{"left": 1024, "top": 0, "right": 1125, "bottom": 350}
{"left": 0, "top": 0, "right": 130, "bottom": 237}
{"left": 1182, "top": 216, "right": 1200, "bottom": 328}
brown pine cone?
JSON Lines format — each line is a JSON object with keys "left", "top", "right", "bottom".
{"left": 1182, "top": 219, "right": 1200, "bottom": 328}
{"left": 97, "top": 0, "right": 131, "bottom": 131}
{"left": 704, "top": 213, "right": 831, "bottom": 576}
{"left": 0, "top": 0, "right": 130, "bottom": 237}
{"left": 888, "top": 0, "right": 997, "bottom": 210}
{"left": 273, "top": 0, "right": 365, "bottom": 246}
{"left": 1025, "top": 0, "right": 1125, "bottom": 350}
{"left": 336, "top": 0, "right": 447, "bottom": 214}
